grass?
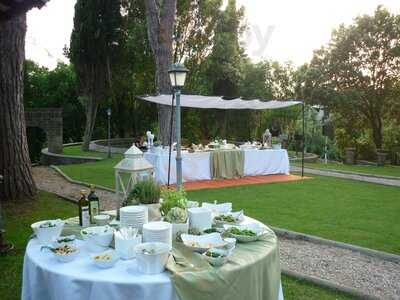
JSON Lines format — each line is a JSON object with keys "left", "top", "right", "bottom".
{"left": 59, "top": 146, "right": 123, "bottom": 188}
{"left": 58, "top": 150, "right": 400, "bottom": 254}
{"left": 0, "top": 191, "right": 353, "bottom": 300}
{"left": 292, "top": 161, "right": 400, "bottom": 178}
{"left": 187, "top": 177, "right": 400, "bottom": 254}
{"left": 63, "top": 144, "right": 110, "bottom": 158}
{"left": 1, "top": 191, "right": 77, "bottom": 300}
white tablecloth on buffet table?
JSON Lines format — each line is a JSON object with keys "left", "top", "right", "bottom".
{"left": 145, "top": 151, "right": 212, "bottom": 184}
{"left": 145, "top": 149, "right": 290, "bottom": 184}
{"left": 22, "top": 217, "right": 284, "bottom": 300}
{"left": 243, "top": 149, "right": 290, "bottom": 176}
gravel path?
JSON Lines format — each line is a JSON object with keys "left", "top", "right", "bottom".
{"left": 280, "top": 237, "right": 400, "bottom": 299}
{"left": 33, "top": 166, "right": 117, "bottom": 211}
{"left": 291, "top": 166, "right": 400, "bottom": 187}
{"left": 34, "top": 166, "right": 400, "bottom": 299}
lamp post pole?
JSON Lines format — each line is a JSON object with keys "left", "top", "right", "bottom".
{"left": 175, "top": 89, "right": 183, "bottom": 190}
{"left": 107, "top": 108, "right": 112, "bottom": 159}
{"left": 168, "top": 62, "right": 188, "bottom": 191}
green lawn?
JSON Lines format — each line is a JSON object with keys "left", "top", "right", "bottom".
{"left": 1, "top": 191, "right": 352, "bottom": 300}
{"left": 63, "top": 144, "right": 111, "bottom": 158}
{"left": 292, "top": 161, "right": 400, "bottom": 178}
{"left": 58, "top": 153, "right": 400, "bottom": 254}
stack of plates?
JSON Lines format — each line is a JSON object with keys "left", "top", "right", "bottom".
{"left": 142, "top": 221, "right": 172, "bottom": 248}
{"left": 120, "top": 206, "right": 148, "bottom": 230}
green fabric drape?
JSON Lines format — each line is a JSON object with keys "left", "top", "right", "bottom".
{"left": 210, "top": 150, "right": 244, "bottom": 179}
{"left": 167, "top": 227, "right": 281, "bottom": 300}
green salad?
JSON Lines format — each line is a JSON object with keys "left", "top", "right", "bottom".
{"left": 226, "top": 227, "right": 256, "bottom": 236}
{"left": 205, "top": 251, "right": 225, "bottom": 258}
{"left": 215, "top": 215, "right": 237, "bottom": 223}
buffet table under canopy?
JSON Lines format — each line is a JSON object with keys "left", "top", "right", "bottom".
{"left": 22, "top": 217, "right": 284, "bottom": 300}
{"left": 144, "top": 149, "right": 290, "bottom": 185}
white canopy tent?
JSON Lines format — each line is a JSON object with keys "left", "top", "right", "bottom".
{"left": 137, "top": 94, "right": 301, "bottom": 110}
{"left": 137, "top": 94, "right": 305, "bottom": 180}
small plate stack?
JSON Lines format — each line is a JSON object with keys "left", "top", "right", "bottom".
{"left": 120, "top": 206, "right": 148, "bottom": 230}
{"left": 143, "top": 221, "right": 172, "bottom": 248}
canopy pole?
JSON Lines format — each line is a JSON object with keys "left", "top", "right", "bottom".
{"left": 302, "top": 101, "right": 305, "bottom": 177}
{"left": 167, "top": 94, "right": 175, "bottom": 188}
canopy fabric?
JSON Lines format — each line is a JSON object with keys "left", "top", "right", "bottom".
{"left": 138, "top": 94, "right": 302, "bottom": 110}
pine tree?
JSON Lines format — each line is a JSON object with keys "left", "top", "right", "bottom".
{"left": 69, "top": 0, "right": 122, "bottom": 151}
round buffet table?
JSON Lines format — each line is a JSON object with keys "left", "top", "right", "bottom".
{"left": 22, "top": 217, "right": 284, "bottom": 300}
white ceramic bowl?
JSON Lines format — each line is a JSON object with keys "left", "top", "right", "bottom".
{"left": 94, "top": 214, "right": 110, "bottom": 226}
{"left": 202, "top": 202, "right": 232, "bottom": 215}
{"left": 31, "top": 219, "right": 64, "bottom": 245}
{"left": 134, "top": 242, "right": 170, "bottom": 274}
{"left": 214, "top": 210, "right": 244, "bottom": 226}
{"left": 52, "top": 235, "right": 76, "bottom": 248}
{"left": 53, "top": 246, "right": 80, "bottom": 263}
{"left": 188, "top": 207, "right": 213, "bottom": 231}
{"left": 224, "top": 223, "right": 265, "bottom": 242}
{"left": 81, "top": 226, "right": 114, "bottom": 252}
{"left": 203, "top": 248, "right": 229, "bottom": 266}
{"left": 92, "top": 250, "right": 119, "bottom": 269}
{"left": 181, "top": 232, "right": 227, "bottom": 253}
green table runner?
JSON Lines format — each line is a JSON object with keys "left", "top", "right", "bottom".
{"left": 167, "top": 227, "right": 281, "bottom": 300}
{"left": 210, "top": 150, "right": 244, "bottom": 179}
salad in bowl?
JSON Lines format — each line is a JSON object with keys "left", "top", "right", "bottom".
{"left": 31, "top": 219, "right": 64, "bottom": 245}
{"left": 81, "top": 225, "right": 114, "bottom": 252}
{"left": 224, "top": 223, "right": 266, "bottom": 242}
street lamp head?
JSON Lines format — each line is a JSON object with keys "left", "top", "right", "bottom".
{"left": 106, "top": 108, "right": 112, "bottom": 117}
{"left": 168, "top": 63, "right": 188, "bottom": 88}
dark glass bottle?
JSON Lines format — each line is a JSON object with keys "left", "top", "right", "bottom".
{"left": 78, "top": 190, "right": 90, "bottom": 227}
{"left": 88, "top": 184, "right": 100, "bottom": 224}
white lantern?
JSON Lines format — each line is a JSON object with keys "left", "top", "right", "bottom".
{"left": 168, "top": 63, "right": 188, "bottom": 88}
{"left": 114, "top": 144, "right": 154, "bottom": 211}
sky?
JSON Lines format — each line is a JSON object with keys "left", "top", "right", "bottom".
{"left": 26, "top": 0, "right": 400, "bottom": 69}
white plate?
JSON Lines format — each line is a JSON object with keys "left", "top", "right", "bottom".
{"left": 181, "top": 232, "right": 227, "bottom": 253}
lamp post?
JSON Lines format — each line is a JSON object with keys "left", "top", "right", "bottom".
{"left": 107, "top": 108, "right": 112, "bottom": 159}
{"left": 168, "top": 63, "right": 188, "bottom": 191}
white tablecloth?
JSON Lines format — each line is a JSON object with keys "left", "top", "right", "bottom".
{"left": 145, "top": 151, "right": 212, "bottom": 184}
{"left": 145, "top": 149, "right": 290, "bottom": 184}
{"left": 244, "top": 149, "right": 290, "bottom": 176}
{"left": 22, "top": 218, "right": 285, "bottom": 300}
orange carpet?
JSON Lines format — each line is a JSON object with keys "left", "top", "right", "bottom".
{"left": 165, "top": 174, "right": 308, "bottom": 191}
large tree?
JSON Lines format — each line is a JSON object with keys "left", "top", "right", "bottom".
{"left": 144, "top": 0, "right": 177, "bottom": 146}
{"left": 69, "top": 0, "right": 122, "bottom": 151}
{"left": 0, "top": 14, "right": 36, "bottom": 201}
{"left": 305, "top": 7, "right": 400, "bottom": 149}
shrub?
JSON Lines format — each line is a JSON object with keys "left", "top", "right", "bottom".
{"left": 128, "top": 178, "right": 161, "bottom": 205}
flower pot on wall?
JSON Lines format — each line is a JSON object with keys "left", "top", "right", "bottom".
{"left": 345, "top": 147, "right": 356, "bottom": 165}
{"left": 376, "top": 150, "right": 387, "bottom": 167}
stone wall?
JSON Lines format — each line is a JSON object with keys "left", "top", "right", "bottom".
{"left": 25, "top": 108, "right": 63, "bottom": 154}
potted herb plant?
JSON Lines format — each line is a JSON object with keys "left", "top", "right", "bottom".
{"left": 160, "top": 189, "right": 189, "bottom": 239}
{"left": 271, "top": 136, "right": 282, "bottom": 150}
{"left": 128, "top": 178, "right": 162, "bottom": 220}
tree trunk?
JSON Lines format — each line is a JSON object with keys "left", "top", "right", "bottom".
{"left": 0, "top": 15, "right": 36, "bottom": 202}
{"left": 144, "top": 0, "right": 177, "bottom": 146}
{"left": 371, "top": 116, "right": 383, "bottom": 150}
{"left": 81, "top": 95, "right": 99, "bottom": 151}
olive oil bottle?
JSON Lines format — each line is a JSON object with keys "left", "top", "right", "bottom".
{"left": 88, "top": 184, "right": 100, "bottom": 224}
{"left": 79, "top": 190, "right": 90, "bottom": 227}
